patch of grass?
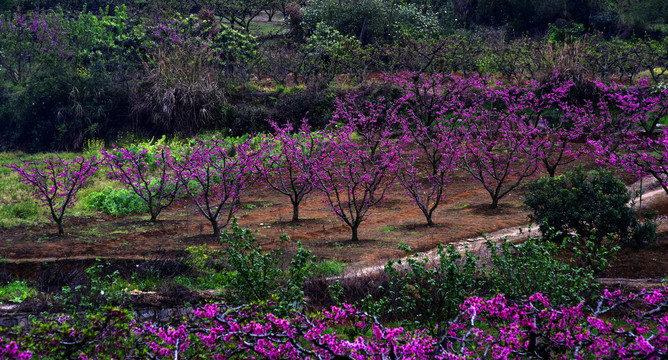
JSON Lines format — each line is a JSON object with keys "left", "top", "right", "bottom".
{"left": 0, "top": 200, "right": 42, "bottom": 228}
{"left": 83, "top": 226, "right": 103, "bottom": 237}
{"left": 312, "top": 259, "right": 347, "bottom": 277}
{"left": 174, "top": 272, "right": 229, "bottom": 291}
{"left": 380, "top": 225, "right": 396, "bottom": 233}
{"left": 129, "top": 271, "right": 166, "bottom": 292}
{"left": 249, "top": 21, "right": 288, "bottom": 36}
{"left": 0, "top": 280, "right": 36, "bottom": 303}
{"left": 452, "top": 204, "right": 470, "bottom": 210}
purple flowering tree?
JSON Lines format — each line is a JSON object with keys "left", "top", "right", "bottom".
{"left": 258, "top": 120, "right": 323, "bottom": 223}
{"left": 169, "top": 139, "right": 258, "bottom": 236}
{"left": 101, "top": 145, "right": 182, "bottom": 222}
{"left": 305, "top": 103, "right": 398, "bottom": 242}
{"left": 9, "top": 155, "right": 98, "bottom": 235}
{"left": 456, "top": 81, "right": 543, "bottom": 209}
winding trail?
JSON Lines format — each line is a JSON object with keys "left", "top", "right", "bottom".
{"left": 340, "top": 175, "right": 667, "bottom": 279}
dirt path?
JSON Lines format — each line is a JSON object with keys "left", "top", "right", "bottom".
{"left": 341, "top": 175, "right": 668, "bottom": 281}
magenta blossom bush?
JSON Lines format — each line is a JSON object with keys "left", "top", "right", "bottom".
{"left": 0, "top": 337, "right": 31, "bottom": 360}
{"left": 443, "top": 287, "right": 668, "bottom": 359}
{"left": 8, "top": 155, "right": 98, "bottom": 235}
{"left": 5, "top": 288, "right": 668, "bottom": 359}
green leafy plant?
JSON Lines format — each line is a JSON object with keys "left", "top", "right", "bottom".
{"left": 184, "top": 245, "right": 217, "bottom": 274}
{"left": 382, "top": 243, "right": 480, "bottom": 333}
{"left": 0, "top": 280, "right": 36, "bottom": 303}
{"left": 486, "top": 236, "right": 598, "bottom": 306}
{"left": 525, "top": 168, "right": 657, "bottom": 252}
{"left": 220, "top": 218, "right": 313, "bottom": 314}
{"left": 83, "top": 187, "right": 148, "bottom": 216}
{"left": 55, "top": 259, "right": 129, "bottom": 314}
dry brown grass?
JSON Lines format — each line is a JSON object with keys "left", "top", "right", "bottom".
{"left": 131, "top": 47, "right": 226, "bottom": 135}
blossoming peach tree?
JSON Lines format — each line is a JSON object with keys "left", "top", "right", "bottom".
{"left": 168, "top": 138, "right": 259, "bottom": 236}
{"left": 304, "top": 100, "right": 399, "bottom": 241}
{"left": 101, "top": 145, "right": 183, "bottom": 222}
{"left": 9, "top": 155, "right": 98, "bottom": 235}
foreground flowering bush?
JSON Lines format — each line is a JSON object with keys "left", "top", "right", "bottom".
{"left": 3, "top": 287, "right": 668, "bottom": 359}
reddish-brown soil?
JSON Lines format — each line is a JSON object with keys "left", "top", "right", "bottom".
{"left": 1, "top": 157, "right": 668, "bottom": 282}
{"left": 0, "top": 172, "right": 530, "bottom": 269}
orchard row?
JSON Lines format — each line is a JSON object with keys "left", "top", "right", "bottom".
{"left": 9, "top": 72, "right": 668, "bottom": 240}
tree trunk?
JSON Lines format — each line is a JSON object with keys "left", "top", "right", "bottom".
{"left": 544, "top": 159, "right": 557, "bottom": 177}
{"left": 490, "top": 197, "right": 499, "bottom": 209}
{"left": 291, "top": 203, "right": 299, "bottom": 223}
{"left": 351, "top": 225, "right": 359, "bottom": 242}
{"left": 56, "top": 220, "right": 64, "bottom": 235}
{"left": 547, "top": 166, "right": 556, "bottom": 177}
{"left": 420, "top": 207, "right": 435, "bottom": 227}
{"left": 211, "top": 219, "right": 221, "bottom": 237}
{"left": 358, "top": 18, "right": 369, "bottom": 44}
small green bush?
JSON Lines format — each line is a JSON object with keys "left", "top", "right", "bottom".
{"left": 525, "top": 168, "right": 656, "bottom": 251}
{"left": 54, "top": 259, "right": 130, "bottom": 314}
{"left": 0, "top": 280, "right": 36, "bottom": 303}
{"left": 0, "top": 201, "right": 40, "bottom": 221}
{"left": 383, "top": 244, "right": 480, "bottom": 332}
{"left": 83, "top": 188, "right": 148, "bottom": 216}
{"left": 302, "top": 0, "right": 442, "bottom": 44}
{"left": 486, "top": 237, "right": 598, "bottom": 306}
{"left": 219, "top": 219, "right": 313, "bottom": 314}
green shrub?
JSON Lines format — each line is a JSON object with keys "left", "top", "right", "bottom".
{"left": 219, "top": 219, "right": 313, "bottom": 314}
{"left": 382, "top": 243, "right": 480, "bottom": 332}
{"left": 392, "top": 3, "right": 443, "bottom": 38}
{"left": 54, "top": 259, "right": 129, "bottom": 314}
{"left": 525, "top": 168, "right": 656, "bottom": 251}
{"left": 302, "top": 0, "right": 442, "bottom": 44}
{"left": 485, "top": 237, "right": 598, "bottom": 306}
{"left": 0, "top": 280, "right": 36, "bottom": 303}
{"left": 84, "top": 188, "right": 148, "bottom": 216}
{"left": 0, "top": 63, "right": 129, "bottom": 152}
{"left": 184, "top": 245, "right": 217, "bottom": 275}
